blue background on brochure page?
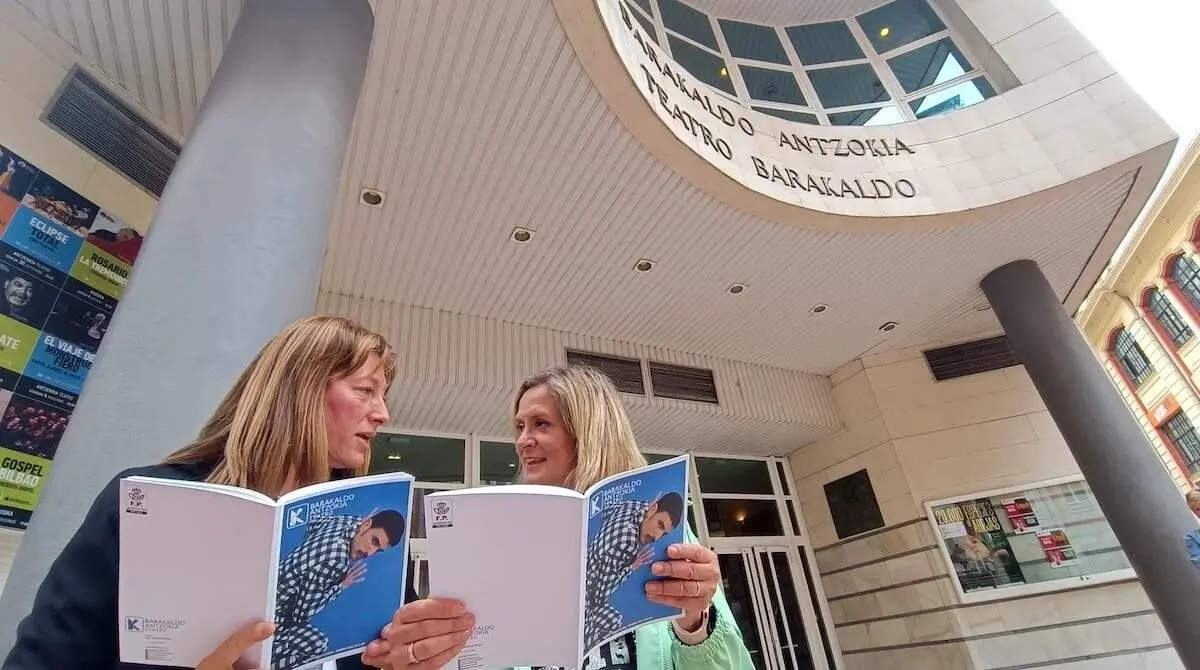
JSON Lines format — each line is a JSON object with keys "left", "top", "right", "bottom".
{"left": 586, "top": 458, "right": 689, "bottom": 630}
{"left": 278, "top": 478, "right": 413, "bottom": 654}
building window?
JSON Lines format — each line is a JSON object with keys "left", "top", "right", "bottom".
{"left": 1170, "top": 254, "right": 1200, "bottom": 314}
{"left": 1111, "top": 328, "right": 1154, "bottom": 386}
{"left": 627, "top": 0, "right": 995, "bottom": 126}
{"left": 1161, "top": 413, "right": 1200, "bottom": 475}
{"left": 478, "top": 440, "right": 519, "bottom": 485}
{"left": 1147, "top": 288, "right": 1193, "bottom": 348}
{"left": 688, "top": 456, "right": 789, "bottom": 538}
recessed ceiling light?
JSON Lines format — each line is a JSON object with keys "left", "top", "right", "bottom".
{"left": 634, "top": 258, "right": 656, "bottom": 273}
{"left": 810, "top": 304, "right": 829, "bottom": 314}
{"left": 359, "top": 188, "right": 385, "bottom": 207}
{"left": 879, "top": 321, "right": 899, "bottom": 332}
{"left": 879, "top": 26, "right": 891, "bottom": 38}
{"left": 728, "top": 283, "right": 747, "bottom": 295}
{"left": 511, "top": 227, "right": 535, "bottom": 243}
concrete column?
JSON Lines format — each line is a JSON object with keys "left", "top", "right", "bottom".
{"left": 981, "top": 259, "right": 1200, "bottom": 668}
{"left": 0, "top": 0, "right": 373, "bottom": 650}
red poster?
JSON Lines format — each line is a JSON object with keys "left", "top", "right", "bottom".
{"left": 1001, "top": 497, "right": 1040, "bottom": 534}
{"left": 1035, "top": 528, "right": 1078, "bottom": 567}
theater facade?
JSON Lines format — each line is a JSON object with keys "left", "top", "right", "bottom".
{"left": 0, "top": 0, "right": 1193, "bottom": 668}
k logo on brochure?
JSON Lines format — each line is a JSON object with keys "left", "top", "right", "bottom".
{"left": 590, "top": 497, "right": 601, "bottom": 518}
{"left": 431, "top": 500, "right": 452, "bottom": 528}
{"left": 125, "top": 616, "right": 142, "bottom": 632}
{"left": 125, "top": 487, "right": 147, "bottom": 515}
{"left": 286, "top": 503, "right": 308, "bottom": 529}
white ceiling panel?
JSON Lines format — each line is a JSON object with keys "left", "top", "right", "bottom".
{"left": 17, "top": 0, "right": 239, "bottom": 137}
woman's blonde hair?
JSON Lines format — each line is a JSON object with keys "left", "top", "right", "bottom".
{"left": 514, "top": 365, "right": 646, "bottom": 492}
{"left": 163, "top": 315, "right": 396, "bottom": 497}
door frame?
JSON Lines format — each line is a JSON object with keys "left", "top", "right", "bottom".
{"left": 715, "top": 548, "right": 778, "bottom": 670}
{"left": 714, "top": 543, "right": 832, "bottom": 670}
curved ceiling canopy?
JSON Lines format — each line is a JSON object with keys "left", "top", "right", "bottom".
{"left": 596, "top": 0, "right": 991, "bottom": 217}
{"left": 581, "top": 0, "right": 1168, "bottom": 227}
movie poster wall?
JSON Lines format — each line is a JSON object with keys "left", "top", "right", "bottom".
{"left": 0, "top": 143, "right": 142, "bottom": 529}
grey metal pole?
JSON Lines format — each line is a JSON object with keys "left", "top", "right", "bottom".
{"left": 981, "top": 259, "right": 1200, "bottom": 668}
{"left": 0, "top": 0, "right": 373, "bottom": 652}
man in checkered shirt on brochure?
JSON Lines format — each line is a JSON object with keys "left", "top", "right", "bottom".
{"left": 583, "top": 492, "right": 686, "bottom": 652}
{"left": 270, "top": 510, "right": 407, "bottom": 670}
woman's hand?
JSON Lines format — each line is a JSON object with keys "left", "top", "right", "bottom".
{"left": 645, "top": 544, "right": 721, "bottom": 630}
{"left": 196, "top": 620, "right": 274, "bottom": 670}
{"left": 360, "top": 598, "right": 475, "bottom": 669}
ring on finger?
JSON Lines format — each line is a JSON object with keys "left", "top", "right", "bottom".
{"left": 408, "top": 642, "right": 420, "bottom": 665}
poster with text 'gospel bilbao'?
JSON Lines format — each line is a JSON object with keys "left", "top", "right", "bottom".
{"left": 0, "top": 143, "right": 141, "bottom": 529}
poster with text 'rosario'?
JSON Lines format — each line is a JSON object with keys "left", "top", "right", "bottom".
{"left": 0, "top": 143, "right": 142, "bottom": 529}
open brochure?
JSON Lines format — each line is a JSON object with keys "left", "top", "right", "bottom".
{"left": 117, "top": 471, "right": 414, "bottom": 670}
{"left": 425, "top": 454, "right": 691, "bottom": 669}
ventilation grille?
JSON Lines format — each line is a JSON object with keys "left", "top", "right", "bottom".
{"left": 565, "top": 350, "right": 646, "bottom": 395}
{"left": 44, "top": 68, "right": 180, "bottom": 197}
{"left": 924, "top": 335, "right": 1019, "bottom": 381}
{"left": 649, "top": 362, "right": 719, "bottom": 404}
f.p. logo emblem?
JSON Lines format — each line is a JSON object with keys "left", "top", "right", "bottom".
{"left": 431, "top": 500, "right": 453, "bottom": 529}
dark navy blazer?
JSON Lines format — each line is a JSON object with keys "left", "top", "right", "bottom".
{"left": 2, "top": 461, "right": 418, "bottom": 670}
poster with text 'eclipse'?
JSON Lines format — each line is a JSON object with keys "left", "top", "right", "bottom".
{"left": 0, "top": 143, "right": 142, "bottom": 529}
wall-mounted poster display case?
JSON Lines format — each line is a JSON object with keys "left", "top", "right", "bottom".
{"left": 925, "top": 475, "right": 1135, "bottom": 602}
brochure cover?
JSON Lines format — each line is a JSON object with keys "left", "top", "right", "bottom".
{"left": 118, "top": 471, "right": 414, "bottom": 670}
{"left": 424, "top": 454, "right": 690, "bottom": 670}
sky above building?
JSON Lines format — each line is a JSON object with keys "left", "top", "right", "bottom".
{"left": 1052, "top": 0, "right": 1199, "bottom": 262}
{"left": 1053, "top": 0, "right": 1197, "bottom": 141}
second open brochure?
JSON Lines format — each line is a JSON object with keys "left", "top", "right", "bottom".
{"left": 425, "top": 454, "right": 692, "bottom": 670}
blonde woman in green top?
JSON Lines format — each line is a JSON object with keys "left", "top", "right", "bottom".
{"left": 364, "top": 365, "right": 755, "bottom": 670}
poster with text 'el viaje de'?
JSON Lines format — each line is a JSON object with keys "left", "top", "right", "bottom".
{"left": 0, "top": 143, "right": 142, "bottom": 529}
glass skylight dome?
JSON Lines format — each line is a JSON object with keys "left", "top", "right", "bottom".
{"left": 625, "top": 0, "right": 997, "bottom": 126}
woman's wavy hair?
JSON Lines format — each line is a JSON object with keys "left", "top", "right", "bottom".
{"left": 163, "top": 315, "right": 395, "bottom": 497}
{"left": 513, "top": 364, "right": 646, "bottom": 492}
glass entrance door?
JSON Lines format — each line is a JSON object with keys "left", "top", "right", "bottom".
{"left": 716, "top": 552, "right": 772, "bottom": 670}
{"left": 716, "top": 547, "right": 828, "bottom": 670}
